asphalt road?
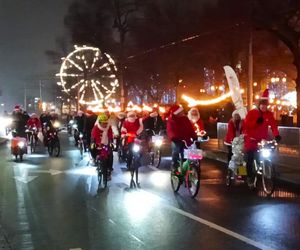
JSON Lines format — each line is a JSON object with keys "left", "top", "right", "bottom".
{"left": 0, "top": 133, "right": 299, "bottom": 250}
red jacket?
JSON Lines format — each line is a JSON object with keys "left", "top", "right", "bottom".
{"left": 121, "top": 118, "right": 143, "bottom": 143}
{"left": 26, "top": 118, "right": 41, "bottom": 129}
{"left": 243, "top": 108, "right": 279, "bottom": 151}
{"left": 224, "top": 119, "right": 243, "bottom": 145}
{"left": 191, "top": 119, "right": 205, "bottom": 135}
{"left": 91, "top": 124, "right": 113, "bottom": 145}
{"left": 167, "top": 115, "right": 197, "bottom": 146}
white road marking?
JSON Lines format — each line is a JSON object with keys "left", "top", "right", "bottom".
{"left": 14, "top": 176, "right": 38, "bottom": 184}
{"left": 29, "top": 169, "right": 63, "bottom": 176}
{"left": 164, "top": 204, "right": 273, "bottom": 250}
{"left": 129, "top": 233, "right": 145, "bottom": 246}
{"left": 70, "top": 248, "right": 82, "bottom": 250}
{"left": 122, "top": 187, "right": 273, "bottom": 250}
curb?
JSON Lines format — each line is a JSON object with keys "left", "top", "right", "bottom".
{"left": 203, "top": 149, "right": 300, "bottom": 187}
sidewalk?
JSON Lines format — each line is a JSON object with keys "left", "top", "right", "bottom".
{"left": 202, "top": 139, "right": 300, "bottom": 186}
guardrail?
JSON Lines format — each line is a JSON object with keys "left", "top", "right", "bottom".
{"left": 217, "top": 122, "right": 300, "bottom": 160}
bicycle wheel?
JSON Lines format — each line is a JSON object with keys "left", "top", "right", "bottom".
{"left": 152, "top": 149, "right": 161, "bottom": 168}
{"left": 102, "top": 161, "right": 108, "bottom": 188}
{"left": 187, "top": 162, "right": 201, "bottom": 198}
{"left": 30, "top": 135, "right": 35, "bottom": 153}
{"left": 53, "top": 141, "right": 60, "bottom": 157}
{"left": 128, "top": 157, "right": 136, "bottom": 188}
{"left": 262, "top": 160, "right": 275, "bottom": 196}
{"left": 79, "top": 141, "right": 83, "bottom": 157}
{"left": 226, "top": 168, "right": 234, "bottom": 187}
{"left": 97, "top": 163, "right": 102, "bottom": 189}
{"left": 247, "top": 160, "right": 258, "bottom": 189}
{"left": 48, "top": 146, "right": 53, "bottom": 156}
{"left": 171, "top": 170, "right": 181, "bottom": 193}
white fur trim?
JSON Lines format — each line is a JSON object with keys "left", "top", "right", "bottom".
{"left": 173, "top": 106, "right": 184, "bottom": 115}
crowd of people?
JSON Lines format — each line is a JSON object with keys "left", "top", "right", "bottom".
{"left": 7, "top": 88, "right": 281, "bottom": 184}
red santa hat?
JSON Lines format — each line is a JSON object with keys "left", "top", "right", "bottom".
{"left": 259, "top": 89, "right": 269, "bottom": 104}
{"left": 150, "top": 108, "right": 158, "bottom": 117}
{"left": 14, "top": 105, "right": 21, "bottom": 111}
{"left": 169, "top": 104, "right": 184, "bottom": 116}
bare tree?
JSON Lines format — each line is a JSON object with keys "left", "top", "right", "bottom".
{"left": 252, "top": 0, "right": 300, "bottom": 125}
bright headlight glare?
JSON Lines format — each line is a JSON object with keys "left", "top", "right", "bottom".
{"left": 154, "top": 140, "right": 163, "bottom": 147}
{"left": 18, "top": 141, "right": 25, "bottom": 148}
{"left": 53, "top": 122, "right": 60, "bottom": 128}
{"left": 69, "top": 120, "right": 74, "bottom": 125}
{"left": 261, "top": 149, "right": 271, "bottom": 158}
{"left": 79, "top": 134, "right": 83, "bottom": 138}
{"left": 73, "top": 124, "right": 78, "bottom": 129}
{"left": 133, "top": 144, "right": 140, "bottom": 153}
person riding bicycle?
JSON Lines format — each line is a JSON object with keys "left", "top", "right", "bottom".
{"left": 167, "top": 105, "right": 197, "bottom": 171}
{"left": 26, "top": 113, "right": 41, "bottom": 142}
{"left": 143, "top": 108, "right": 165, "bottom": 149}
{"left": 243, "top": 89, "right": 281, "bottom": 185}
{"left": 91, "top": 113, "right": 114, "bottom": 178}
{"left": 224, "top": 110, "right": 243, "bottom": 163}
{"left": 121, "top": 111, "right": 144, "bottom": 167}
{"left": 74, "top": 110, "right": 85, "bottom": 147}
{"left": 83, "top": 109, "right": 98, "bottom": 151}
{"left": 27, "top": 113, "right": 41, "bottom": 130}
{"left": 115, "top": 112, "right": 126, "bottom": 149}
{"left": 11, "top": 105, "right": 29, "bottom": 138}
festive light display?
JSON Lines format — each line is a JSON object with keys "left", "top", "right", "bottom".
{"left": 56, "top": 45, "right": 119, "bottom": 106}
{"left": 182, "top": 92, "right": 233, "bottom": 107}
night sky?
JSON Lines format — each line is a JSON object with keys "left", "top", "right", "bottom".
{"left": 0, "top": 0, "right": 72, "bottom": 109}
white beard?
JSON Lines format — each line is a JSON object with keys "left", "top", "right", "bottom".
{"left": 128, "top": 118, "right": 136, "bottom": 123}
{"left": 191, "top": 116, "right": 199, "bottom": 123}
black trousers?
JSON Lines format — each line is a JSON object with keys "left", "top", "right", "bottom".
{"left": 171, "top": 141, "right": 185, "bottom": 168}
{"left": 245, "top": 150, "right": 258, "bottom": 178}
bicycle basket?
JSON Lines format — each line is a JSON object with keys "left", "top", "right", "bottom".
{"left": 184, "top": 149, "right": 203, "bottom": 160}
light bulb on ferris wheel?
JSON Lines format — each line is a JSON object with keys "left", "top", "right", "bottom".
{"left": 56, "top": 45, "right": 119, "bottom": 106}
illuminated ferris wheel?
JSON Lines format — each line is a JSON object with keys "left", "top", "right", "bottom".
{"left": 57, "top": 45, "right": 119, "bottom": 106}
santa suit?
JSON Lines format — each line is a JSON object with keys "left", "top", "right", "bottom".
{"left": 91, "top": 122, "right": 113, "bottom": 146}
{"left": 121, "top": 118, "right": 143, "bottom": 144}
{"left": 26, "top": 118, "right": 41, "bottom": 129}
{"left": 243, "top": 108, "right": 279, "bottom": 151}
{"left": 224, "top": 119, "right": 243, "bottom": 145}
{"left": 167, "top": 114, "right": 197, "bottom": 146}
{"left": 191, "top": 119, "right": 204, "bottom": 135}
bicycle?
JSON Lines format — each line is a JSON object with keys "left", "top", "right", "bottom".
{"left": 26, "top": 127, "right": 38, "bottom": 153}
{"left": 249, "top": 139, "right": 278, "bottom": 196}
{"left": 148, "top": 130, "right": 164, "bottom": 168}
{"left": 96, "top": 145, "right": 112, "bottom": 189}
{"left": 171, "top": 135, "right": 208, "bottom": 198}
{"left": 127, "top": 138, "right": 143, "bottom": 188}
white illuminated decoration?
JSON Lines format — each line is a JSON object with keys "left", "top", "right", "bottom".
{"left": 56, "top": 45, "right": 119, "bottom": 106}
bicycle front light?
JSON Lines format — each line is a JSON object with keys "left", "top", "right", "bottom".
{"left": 53, "top": 121, "right": 60, "bottom": 128}
{"left": 79, "top": 134, "right": 83, "bottom": 139}
{"left": 72, "top": 124, "right": 78, "bottom": 129}
{"left": 18, "top": 141, "right": 25, "bottom": 148}
{"left": 261, "top": 148, "right": 271, "bottom": 158}
{"left": 133, "top": 144, "right": 141, "bottom": 153}
{"left": 154, "top": 139, "right": 163, "bottom": 147}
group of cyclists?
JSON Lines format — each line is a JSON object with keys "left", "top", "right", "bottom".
{"left": 6, "top": 87, "right": 281, "bottom": 192}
